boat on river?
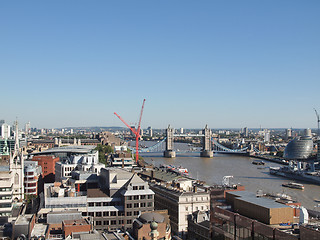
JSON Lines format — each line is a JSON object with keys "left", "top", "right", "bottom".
{"left": 252, "top": 160, "right": 265, "bottom": 165}
{"left": 282, "top": 182, "right": 304, "bottom": 190}
{"left": 270, "top": 165, "right": 320, "bottom": 185}
{"left": 160, "top": 164, "right": 189, "bottom": 176}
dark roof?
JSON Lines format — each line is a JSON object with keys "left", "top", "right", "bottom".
{"left": 139, "top": 212, "right": 165, "bottom": 223}
{"left": 87, "top": 188, "right": 109, "bottom": 198}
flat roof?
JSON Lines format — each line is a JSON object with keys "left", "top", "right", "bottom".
{"left": 227, "top": 191, "right": 291, "bottom": 209}
{"left": 30, "top": 145, "right": 96, "bottom": 155}
{"left": 63, "top": 218, "right": 89, "bottom": 226}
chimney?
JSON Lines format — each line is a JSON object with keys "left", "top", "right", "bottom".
{"left": 193, "top": 186, "right": 197, "bottom": 193}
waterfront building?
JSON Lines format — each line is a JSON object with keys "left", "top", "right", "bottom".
{"left": 187, "top": 210, "right": 210, "bottom": 240}
{"left": 149, "top": 181, "right": 210, "bottom": 238}
{"left": 284, "top": 136, "right": 313, "bottom": 159}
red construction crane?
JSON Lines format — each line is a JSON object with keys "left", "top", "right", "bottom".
{"left": 114, "top": 99, "right": 146, "bottom": 163}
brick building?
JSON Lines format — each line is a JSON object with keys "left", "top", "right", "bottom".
{"left": 32, "top": 155, "right": 59, "bottom": 183}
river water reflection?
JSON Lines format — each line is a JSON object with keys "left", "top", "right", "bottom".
{"left": 133, "top": 141, "right": 320, "bottom": 210}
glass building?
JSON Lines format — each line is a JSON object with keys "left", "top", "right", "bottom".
{"left": 283, "top": 136, "right": 313, "bottom": 159}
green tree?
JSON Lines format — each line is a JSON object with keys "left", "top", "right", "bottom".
{"left": 95, "top": 144, "right": 114, "bottom": 165}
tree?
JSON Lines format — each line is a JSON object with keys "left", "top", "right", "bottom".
{"left": 95, "top": 144, "right": 114, "bottom": 165}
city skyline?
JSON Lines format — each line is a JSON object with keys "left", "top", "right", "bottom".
{"left": 1, "top": 1, "right": 319, "bottom": 129}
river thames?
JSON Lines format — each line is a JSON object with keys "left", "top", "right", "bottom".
{"left": 132, "top": 141, "right": 320, "bottom": 210}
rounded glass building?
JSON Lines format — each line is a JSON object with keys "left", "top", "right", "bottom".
{"left": 283, "top": 136, "right": 314, "bottom": 160}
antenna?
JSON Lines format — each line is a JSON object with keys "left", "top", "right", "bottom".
{"left": 314, "top": 108, "right": 320, "bottom": 139}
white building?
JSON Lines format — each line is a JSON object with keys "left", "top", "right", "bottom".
{"left": 0, "top": 123, "right": 10, "bottom": 139}
{"left": 0, "top": 169, "right": 13, "bottom": 218}
{"left": 149, "top": 180, "right": 210, "bottom": 237}
{"left": 55, "top": 150, "right": 104, "bottom": 182}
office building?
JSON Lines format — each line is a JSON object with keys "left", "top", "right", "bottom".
{"left": 149, "top": 181, "right": 210, "bottom": 238}
{"left": 32, "top": 155, "right": 59, "bottom": 183}
{"left": 24, "top": 161, "right": 42, "bottom": 196}
{"left": 0, "top": 123, "right": 10, "bottom": 139}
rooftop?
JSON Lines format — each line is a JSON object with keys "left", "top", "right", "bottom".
{"left": 227, "top": 191, "right": 292, "bottom": 209}
{"left": 30, "top": 145, "right": 96, "bottom": 155}
{"left": 87, "top": 188, "right": 109, "bottom": 198}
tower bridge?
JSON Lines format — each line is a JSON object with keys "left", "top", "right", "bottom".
{"left": 164, "top": 124, "right": 213, "bottom": 158}
{"left": 129, "top": 125, "right": 249, "bottom": 157}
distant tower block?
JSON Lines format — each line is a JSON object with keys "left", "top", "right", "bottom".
{"left": 201, "top": 125, "right": 213, "bottom": 157}
{"left": 164, "top": 125, "right": 176, "bottom": 158}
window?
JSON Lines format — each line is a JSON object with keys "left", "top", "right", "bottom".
{"left": 127, "top": 196, "right": 132, "bottom": 200}
{"left": 127, "top": 220, "right": 132, "bottom": 224}
{"left": 95, "top": 202, "right": 101, "bottom": 207}
{"left": 89, "top": 212, "right": 94, "bottom": 217}
{"left": 147, "top": 202, "right": 153, "bottom": 207}
{"left": 111, "top": 220, "right": 116, "bottom": 225}
{"left": 96, "top": 212, "right": 102, "bottom": 217}
{"left": 88, "top": 202, "right": 94, "bottom": 207}
{"left": 133, "top": 186, "right": 138, "bottom": 190}
{"left": 103, "top": 221, "right": 109, "bottom": 225}
{"left": 185, "top": 207, "right": 188, "bottom": 211}
{"left": 140, "top": 203, "right": 146, "bottom": 207}
{"left": 127, "top": 204, "right": 132, "bottom": 208}
{"left": 103, "top": 202, "right": 109, "bottom": 206}
{"left": 103, "top": 212, "right": 109, "bottom": 217}
{"left": 110, "top": 211, "right": 116, "bottom": 216}
{"left": 119, "top": 220, "right": 124, "bottom": 224}
{"left": 96, "top": 221, "right": 101, "bottom": 225}
{"left": 140, "top": 195, "right": 146, "bottom": 199}
{"left": 134, "top": 211, "right": 139, "bottom": 216}
{"left": 147, "top": 195, "right": 153, "bottom": 199}
{"left": 139, "top": 186, "right": 144, "bottom": 190}
{"left": 134, "top": 195, "right": 139, "bottom": 200}
{"left": 134, "top": 203, "right": 139, "bottom": 208}
{"left": 127, "top": 212, "right": 132, "bottom": 216}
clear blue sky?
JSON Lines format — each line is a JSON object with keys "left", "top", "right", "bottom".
{"left": 1, "top": 1, "right": 319, "bottom": 129}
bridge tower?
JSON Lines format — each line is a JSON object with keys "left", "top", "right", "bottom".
{"left": 200, "top": 125, "right": 213, "bottom": 157}
{"left": 164, "top": 125, "right": 176, "bottom": 158}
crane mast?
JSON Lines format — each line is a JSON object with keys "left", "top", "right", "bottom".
{"left": 314, "top": 108, "right": 320, "bottom": 139}
{"left": 114, "top": 99, "right": 146, "bottom": 164}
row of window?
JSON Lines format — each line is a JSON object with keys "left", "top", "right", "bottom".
{"left": 126, "top": 194, "right": 153, "bottom": 200}
{"left": 0, "top": 203, "right": 12, "bottom": 208}
{"left": 185, "top": 205, "right": 208, "bottom": 211}
{"left": 0, "top": 195, "right": 11, "bottom": 200}
{"left": 0, "top": 187, "right": 12, "bottom": 192}
{"left": 94, "top": 219, "right": 132, "bottom": 226}
{"left": 84, "top": 211, "right": 124, "bottom": 217}
{"left": 88, "top": 201, "right": 120, "bottom": 207}
{"left": 126, "top": 202, "right": 152, "bottom": 208}
{"left": 132, "top": 186, "right": 145, "bottom": 190}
